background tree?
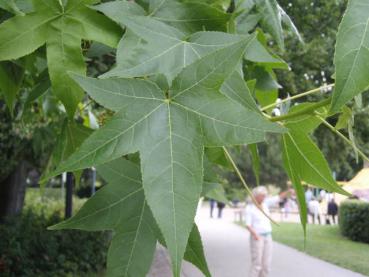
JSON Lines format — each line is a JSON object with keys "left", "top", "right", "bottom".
{"left": 222, "top": 0, "right": 369, "bottom": 192}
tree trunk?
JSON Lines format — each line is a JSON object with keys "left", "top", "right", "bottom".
{"left": 65, "top": 172, "right": 74, "bottom": 219}
{"left": 0, "top": 161, "right": 27, "bottom": 221}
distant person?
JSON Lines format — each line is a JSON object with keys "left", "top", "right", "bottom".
{"left": 305, "top": 188, "right": 313, "bottom": 203}
{"left": 217, "top": 201, "right": 226, "bottom": 218}
{"left": 308, "top": 197, "right": 321, "bottom": 224}
{"left": 209, "top": 199, "right": 216, "bottom": 218}
{"left": 327, "top": 198, "right": 338, "bottom": 224}
{"left": 245, "top": 186, "right": 290, "bottom": 277}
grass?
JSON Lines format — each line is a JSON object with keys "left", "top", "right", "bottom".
{"left": 272, "top": 223, "right": 369, "bottom": 276}
{"left": 25, "top": 187, "right": 86, "bottom": 217}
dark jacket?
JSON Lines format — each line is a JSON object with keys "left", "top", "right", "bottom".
{"left": 327, "top": 201, "right": 338, "bottom": 215}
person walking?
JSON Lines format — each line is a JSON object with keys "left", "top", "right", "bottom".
{"left": 308, "top": 197, "right": 321, "bottom": 224}
{"left": 209, "top": 199, "right": 216, "bottom": 218}
{"left": 327, "top": 198, "right": 338, "bottom": 224}
{"left": 245, "top": 186, "right": 289, "bottom": 277}
{"left": 217, "top": 201, "right": 226, "bottom": 218}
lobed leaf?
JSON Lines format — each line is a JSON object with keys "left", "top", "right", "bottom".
{"left": 48, "top": 39, "right": 284, "bottom": 276}
{"left": 254, "top": 0, "right": 284, "bottom": 51}
{"left": 50, "top": 158, "right": 211, "bottom": 277}
{"left": 331, "top": 0, "right": 369, "bottom": 112}
{"left": 282, "top": 129, "right": 349, "bottom": 195}
{"left": 0, "top": 0, "right": 122, "bottom": 117}
{"left": 281, "top": 135, "right": 307, "bottom": 236}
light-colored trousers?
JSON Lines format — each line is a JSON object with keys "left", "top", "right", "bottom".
{"left": 249, "top": 235, "right": 273, "bottom": 277}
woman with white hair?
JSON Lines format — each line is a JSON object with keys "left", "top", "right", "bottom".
{"left": 245, "top": 186, "right": 290, "bottom": 277}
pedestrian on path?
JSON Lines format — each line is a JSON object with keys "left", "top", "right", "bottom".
{"left": 245, "top": 186, "right": 290, "bottom": 277}
{"left": 217, "top": 201, "right": 226, "bottom": 218}
{"left": 308, "top": 197, "right": 321, "bottom": 224}
{"left": 209, "top": 199, "right": 216, "bottom": 218}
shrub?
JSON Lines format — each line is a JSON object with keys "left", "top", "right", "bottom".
{"left": 339, "top": 200, "right": 369, "bottom": 243}
{"left": 0, "top": 188, "right": 111, "bottom": 276}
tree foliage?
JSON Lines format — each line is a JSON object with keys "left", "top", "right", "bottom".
{"left": 0, "top": 0, "right": 368, "bottom": 276}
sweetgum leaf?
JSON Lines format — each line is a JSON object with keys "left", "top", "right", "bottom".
{"left": 0, "top": 0, "right": 122, "bottom": 117}
{"left": 148, "top": 0, "right": 230, "bottom": 34}
{"left": 50, "top": 158, "right": 211, "bottom": 277}
{"left": 281, "top": 135, "right": 307, "bottom": 237}
{"left": 255, "top": 0, "right": 284, "bottom": 51}
{"left": 48, "top": 39, "right": 284, "bottom": 276}
{"left": 331, "top": 0, "right": 369, "bottom": 112}
{"left": 282, "top": 129, "right": 349, "bottom": 196}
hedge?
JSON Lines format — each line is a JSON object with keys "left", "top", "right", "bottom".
{"left": 0, "top": 188, "right": 111, "bottom": 276}
{"left": 339, "top": 200, "right": 369, "bottom": 243}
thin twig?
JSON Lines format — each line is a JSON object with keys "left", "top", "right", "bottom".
{"left": 270, "top": 98, "right": 331, "bottom": 122}
{"left": 316, "top": 115, "right": 369, "bottom": 163}
{"left": 222, "top": 146, "right": 278, "bottom": 225}
{"left": 80, "top": 99, "right": 93, "bottom": 111}
{"left": 261, "top": 83, "right": 335, "bottom": 112}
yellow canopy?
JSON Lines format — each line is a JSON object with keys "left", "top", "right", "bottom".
{"left": 335, "top": 168, "right": 369, "bottom": 203}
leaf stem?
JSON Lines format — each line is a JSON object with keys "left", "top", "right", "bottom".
{"left": 261, "top": 84, "right": 334, "bottom": 112}
{"left": 222, "top": 146, "right": 278, "bottom": 225}
{"left": 270, "top": 98, "right": 331, "bottom": 122}
{"left": 316, "top": 115, "right": 369, "bottom": 163}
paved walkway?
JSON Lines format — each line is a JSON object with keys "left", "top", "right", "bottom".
{"left": 181, "top": 206, "right": 365, "bottom": 277}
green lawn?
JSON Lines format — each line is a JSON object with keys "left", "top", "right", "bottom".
{"left": 272, "top": 223, "right": 369, "bottom": 276}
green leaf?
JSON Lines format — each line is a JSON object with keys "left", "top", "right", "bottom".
{"left": 53, "top": 120, "right": 93, "bottom": 167}
{"left": 205, "top": 147, "right": 231, "bottom": 168}
{"left": 283, "top": 102, "right": 329, "bottom": 133}
{"left": 51, "top": 157, "right": 211, "bottom": 277}
{"left": 255, "top": 0, "right": 284, "bottom": 51}
{"left": 282, "top": 128, "right": 349, "bottom": 195}
{"left": 148, "top": 0, "right": 231, "bottom": 34}
{"left": 281, "top": 135, "right": 307, "bottom": 236}
{"left": 335, "top": 106, "right": 352, "bottom": 130}
{"left": 331, "top": 0, "right": 369, "bottom": 112}
{"left": 0, "top": 0, "right": 24, "bottom": 15}
{"left": 0, "top": 0, "right": 122, "bottom": 117}
{"left": 244, "top": 32, "right": 288, "bottom": 69}
{"left": 97, "top": 11, "right": 246, "bottom": 82}
{"left": 202, "top": 182, "right": 228, "bottom": 204}
{"left": 183, "top": 225, "right": 211, "bottom": 277}
{"left": 48, "top": 39, "right": 284, "bottom": 276}
{"left": 250, "top": 66, "right": 280, "bottom": 108}
{"left": 93, "top": 0, "right": 147, "bottom": 20}
{"left": 236, "top": 6, "right": 261, "bottom": 34}
{"left": 278, "top": 4, "right": 304, "bottom": 44}
{"left": 0, "top": 61, "right": 24, "bottom": 112}
{"left": 50, "top": 158, "right": 158, "bottom": 277}
{"left": 23, "top": 79, "right": 51, "bottom": 112}
{"left": 220, "top": 70, "right": 259, "bottom": 112}
{"left": 248, "top": 144, "right": 260, "bottom": 186}
{"left": 41, "top": 120, "right": 93, "bottom": 188}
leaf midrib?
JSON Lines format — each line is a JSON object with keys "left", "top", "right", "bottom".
{"left": 124, "top": 202, "right": 146, "bottom": 276}
{"left": 172, "top": 39, "right": 250, "bottom": 99}
{"left": 172, "top": 101, "right": 274, "bottom": 133}
{"left": 58, "top": 102, "right": 164, "bottom": 172}
{"left": 167, "top": 103, "right": 179, "bottom": 270}
{"left": 287, "top": 132, "right": 334, "bottom": 189}
{"left": 335, "top": 18, "right": 369, "bottom": 103}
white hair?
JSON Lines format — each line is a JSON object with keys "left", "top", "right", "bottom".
{"left": 252, "top": 186, "right": 268, "bottom": 196}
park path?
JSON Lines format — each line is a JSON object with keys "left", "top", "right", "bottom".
{"left": 180, "top": 206, "right": 365, "bottom": 277}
